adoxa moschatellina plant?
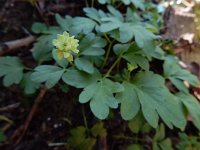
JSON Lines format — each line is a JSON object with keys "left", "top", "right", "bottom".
{"left": 0, "top": 0, "right": 200, "bottom": 131}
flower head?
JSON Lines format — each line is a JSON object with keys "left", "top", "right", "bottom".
{"left": 52, "top": 31, "right": 79, "bottom": 61}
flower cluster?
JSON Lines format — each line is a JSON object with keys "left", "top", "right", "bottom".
{"left": 52, "top": 31, "right": 79, "bottom": 61}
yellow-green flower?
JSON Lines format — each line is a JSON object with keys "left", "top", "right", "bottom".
{"left": 52, "top": 31, "right": 79, "bottom": 61}
{"left": 127, "top": 63, "right": 137, "bottom": 72}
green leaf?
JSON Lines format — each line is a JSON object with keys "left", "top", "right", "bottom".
{"left": 75, "top": 57, "right": 94, "bottom": 74}
{"left": 62, "top": 68, "right": 100, "bottom": 88}
{"left": 164, "top": 56, "right": 199, "bottom": 92}
{"left": 117, "top": 82, "right": 140, "bottom": 120}
{"left": 68, "top": 126, "right": 96, "bottom": 150}
{"left": 159, "top": 138, "right": 173, "bottom": 150}
{"left": 52, "top": 49, "right": 68, "bottom": 68}
{"left": 128, "top": 113, "right": 144, "bottom": 134}
{"left": 55, "top": 14, "right": 73, "bottom": 31}
{"left": 153, "top": 124, "right": 173, "bottom": 150}
{"left": 32, "top": 24, "right": 63, "bottom": 63}
{"left": 132, "top": 71, "right": 186, "bottom": 129}
{"left": 71, "top": 17, "right": 96, "bottom": 35}
{"left": 98, "top": 0, "right": 111, "bottom": 4}
{"left": 84, "top": 7, "right": 107, "bottom": 23}
{"left": 107, "top": 5, "right": 124, "bottom": 21}
{"left": 31, "top": 22, "right": 48, "bottom": 34}
{"left": 100, "top": 17, "right": 122, "bottom": 32}
{"left": 119, "top": 24, "right": 156, "bottom": 46}
{"left": 0, "top": 129, "right": 7, "bottom": 142}
{"left": 153, "top": 123, "right": 165, "bottom": 142}
{"left": 91, "top": 122, "right": 107, "bottom": 137}
{"left": 21, "top": 73, "right": 40, "bottom": 94}
{"left": 113, "top": 43, "right": 129, "bottom": 55}
{"left": 79, "top": 79, "right": 124, "bottom": 119}
{"left": 32, "top": 34, "right": 56, "bottom": 63}
{"left": 123, "top": 44, "right": 149, "bottom": 70}
{"left": 31, "top": 65, "right": 65, "bottom": 88}
{"left": 169, "top": 77, "right": 188, "bottom": 93}
{"left": 125, "top": 7, "right": 141, "bottom": 23}
{"left": 177, "top": 92, "right": 200, "bottom": 129}
{"left": 127, "top": 144, "right": 143, "bottom": 150}
{"left": 79, "top": 33, "right": 106, "bottom": 56}
{"left": 0, "top": 57, "right": 24, "bottom": 87}
{"left": 129, "top": 0, "right": 145, "bottom": 11}
{"left": 99, "top": 5, "right": 124, "bottom": 32}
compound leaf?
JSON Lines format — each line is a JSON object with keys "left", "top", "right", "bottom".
{"left": 177, "top": 92, "right": 200, "bottom": 129}
{"left": 75, "top": 57, "right": 94, "bottom": 74}
{"left": 71, "top": 17, "right": 96, "bottom": 35}
{"left": 132, "top": 71, "right": 186, "bottom": 129}
{"left": 164, "top": 56, "right": 199, "bottom": 93}
{"left": 116, "top": 82, "right": 140, "bottom": 120}
{"left": 79, "top": 79, "right": 124, "bottom": 119}
{"left": 79, "top": 33, "right": 106, "bottom": 56}
{"left": 31, "top": 65, "right": 65, "bottom": 88}
{"left": 62, "top": 68, "right": 100, "bottom": 88}
{"left": 21, "top": 72, "right": 40, "bottom": 94}
{"left": 0, "top": 57, "right": 24, "bottom": 87}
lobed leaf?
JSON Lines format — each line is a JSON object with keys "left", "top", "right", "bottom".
{"left": 177, "top": 92, "right": 200, "bottom": 129}
{"left": 62, "top": 68, "right": 100, "bottom": 88}
{"left": 79, "top": 79, "right": 124, "bottom": 119}
{"left": 0, "top": 57, "right": 24, "bottom": 87}
{"left": 31, "top": 65, "right": 65, "bottom": 88}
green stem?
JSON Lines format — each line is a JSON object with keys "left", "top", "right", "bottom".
{"left": 104, "top": 33, "right": 112, "bottom": 44}
{"left": 91, "top": 0, "right": 94, "bottom": 7}
{"left": 24, "top": 67, "right": 33, "bottom": 71}
{"left": 69, "top": 61, "right": 74, "bottom": 67}
{"left": 103, "top": 54, "right": 122, "bottom": 78}
{"left": 101, "top": 40, "right": 114, "bottom": 70}
{"left": 127, "top": 71, "right": 131, "bottom": 81}
{"left": 82, "top": 106, "right": 88, "bottom": 130}
{"left": 116, "top": 2, "right": 122, "bottom": 8}
{"left": 113, "top": 135, "right": 146, "bottom": 142}
{"left": 111, "top": 0, "right": 115, "bottom": 5}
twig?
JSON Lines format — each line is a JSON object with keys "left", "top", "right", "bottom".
{"left": 99, "top": 136, "right": 108, "bottom": 150}
{"left": 8, "top": 86, "right": 48, "bottom": 145}
{"left": 48, "top": 142, "right": 66, "bottom": 147}
{"left": 0, "top": 103, "right": 20, "bottom": 112}
{"left": 2, "top": 123, "right": 12, "bottom": 133}
{"left": 0, "top": 36, "right": 35, "bottom": 56}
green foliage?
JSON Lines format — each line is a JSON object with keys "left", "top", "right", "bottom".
{"left": 127, "top": 144, "right": 143, "bottom": 150}
{"left": 62, "top": 68, "right": 100, "bottom": 88}
{"left": 164, "top": 56, "right": 199, "bottom": 93}
{"left": 128, "top": 113, "right": 151, "bottom": 134}
{"left": 122, "top": 43, "right": 150, "bottom": 70}
{"left": 67, "top": 122, "right": 106, "bottom": 150}
{"left": 153, "top": 124, "right": 173, "bottom": 150}
{"left": 31, "top": 65, "right": 65, "bottom": 88}
{"left": 177, "top": 92, "right": 200, "bottom": 129}
{"left": 0, "top": 129, "right": 7, "bottom": 142}
{"left": 98, "top": 0, "right": 145, "bottom": 10}
{"left": 0, "top": 57, "right": 24, "bottom": 86}
{"left": 118, "top": 71, "right": 186, "bottom": 129}
{"left": 0, "top": 115, "right": 13, "bottom": 142}
{"left": 79, "top": 78, "right": 124, "bottom": 119}
{"left": 177, "top": 133, "right": 200, "bottom": 150}
{"left": 21, "top": 73, "right": 40, "bottom": 94}
{"left": 1, "top": 0, "right": 200, "bottom": 146}
{"left": 97, "top": 6, "right": 157, "bottom": 46}
{"left": 78, "top": 34, "right": 106, "bottom": 56}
